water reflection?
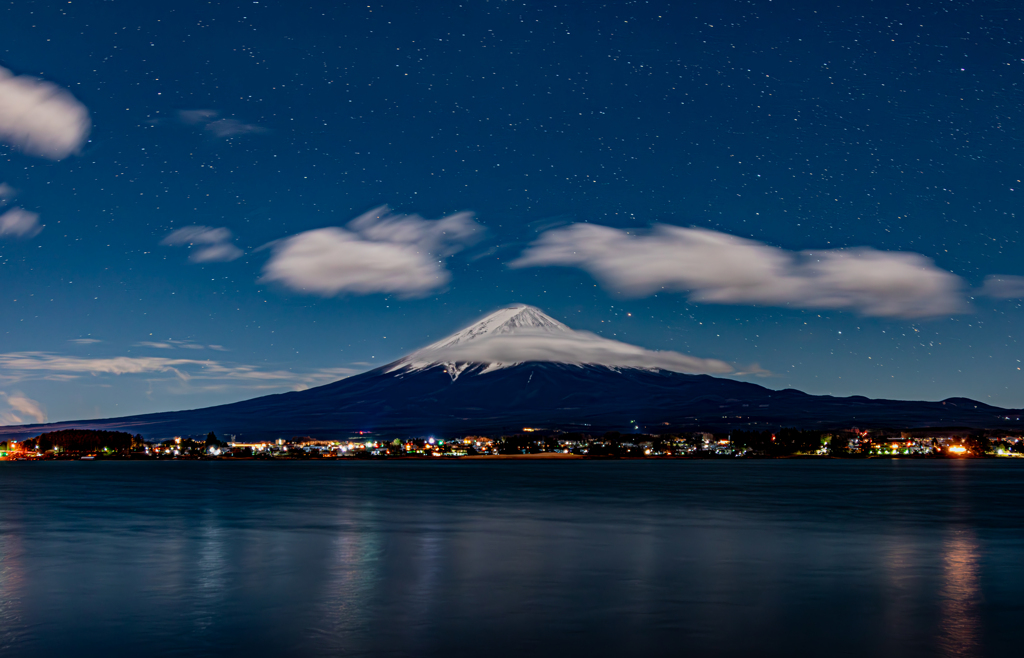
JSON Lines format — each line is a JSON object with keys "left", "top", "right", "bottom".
{"left": 879, "top": 532, "right": 924, "bottom": 653}
{"left": 308, "top": 504, "right": 382, "bottom": 655}
{"left": 0, "top": 461, "right": 1021, "bottom": 658}
{"left": 0, "top": 513, "right": 25, "bottom": 653}
{"left": 193, "top": 516, "right": 228, "bottom": 634}
{"left": 938, "top": 530, "right": 981, "bottom": 658}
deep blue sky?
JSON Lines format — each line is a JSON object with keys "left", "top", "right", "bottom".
{"left": 2, "top": 0, "right": 1023, "bottom": 423}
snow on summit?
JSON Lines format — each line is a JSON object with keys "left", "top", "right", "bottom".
{"left": 390, "top": 304, "right": 734, "bottom": 380}
{"left": 420, "top": 305, "right": 572, "bottom": 351}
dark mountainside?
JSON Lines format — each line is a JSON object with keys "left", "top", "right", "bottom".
{"left": 3, "top": 306, "right": 1021, "bottom": 440}
{"left": 2, "top": 361, "right": 1020, "bottom": 441}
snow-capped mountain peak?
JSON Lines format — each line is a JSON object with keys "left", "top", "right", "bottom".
{"left": 389, "top": 305, "right": 572, "bottom": 379}
{"left": 386, "top": 304, "right": 733, "bottom": 381}
{"left": 420, "top": 304, "right": 571, "bottom": 351}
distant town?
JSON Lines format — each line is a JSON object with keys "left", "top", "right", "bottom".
{"left": 1, "top": 427, "right": 1022, "bottom": 461}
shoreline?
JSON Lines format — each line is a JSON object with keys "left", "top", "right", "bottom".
{"left": 2, "top": 454, "right": 1014, "bottom": 463}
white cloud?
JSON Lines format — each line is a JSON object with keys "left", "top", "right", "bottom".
{"left": 135, "top": 340, "right": 219, "bottom": 350}
{"left": 161, "top": 225, "right": 243, "bottom": 262}
{"left": 69, "top": 338, "right": 101, "bottom": 345}
{"left": 0, "top": 208, "right": 42, "bottom": 239}
{"left": 512, "top": 224, "right": 967, "bottom": 319}
{"left": 0, "top": 186, "right": 40, "bottom": 240}
{"left": 162, "top": 226, "right": 233, "bottom": 245}
{"left": 0, "top": 353, "right": 209, "bottom": 378}
{"left": 192, "top": 243, "right": 244, "bottom": 262}
{"left": 0, "top": 392, "right": 47, "bottom": 426}
{"left": 262, "top": 205, "right": 483, "bottom": 297}
{"left": 0, "top": 352, "right": 358, "bottom": 392}
{"left": 0, "top": 66, "right": 91, "bottom": 160}
{"left": 347, "top": 206, "right": 481, "bottom": 256}
{"left": 419, "top": 327, "right": 734, "bottom": 375}
{"left": 981, "top": 275, "right": 1024, "bottom": 299}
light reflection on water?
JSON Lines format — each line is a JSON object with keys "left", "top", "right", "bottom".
{"left": 0, "top": 514, "right": 26, "bottom": 654}
{"left": 939, "top": 530, "right": 981, "bottom": 658}
{"left": 0, "top": 460, "right": 1021, "bottom": 658}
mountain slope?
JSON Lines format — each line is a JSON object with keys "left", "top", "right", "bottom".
{"left": 2, "top": 305, "right": 1021, "bottom": 440}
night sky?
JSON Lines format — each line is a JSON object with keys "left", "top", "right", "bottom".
{"left": 2, "top": 0, "right": 1024, "bottom": 424}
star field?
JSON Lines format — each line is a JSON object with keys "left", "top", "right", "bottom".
{"left": 1, "top": 0, "right": 1023, "bottom": 422}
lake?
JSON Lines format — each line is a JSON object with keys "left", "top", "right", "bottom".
{"left": 1, "top": 460, "right": 1021, "bottom": 657}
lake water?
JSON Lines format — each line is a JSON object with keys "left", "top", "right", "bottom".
{"left": 0, "top": 460, "right": 1021, "bottom": 657}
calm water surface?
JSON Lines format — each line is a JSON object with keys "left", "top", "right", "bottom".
{"left": 0, "top": 460, "right": 1022, "bottom": 657}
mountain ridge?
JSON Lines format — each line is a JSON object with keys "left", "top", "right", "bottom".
{"left": 1, "top": 305, "right": 1021, "bottom": 440}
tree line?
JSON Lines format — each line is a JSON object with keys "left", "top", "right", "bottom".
{"left": 24, "top": 429, "right": 144, "bottom": 453}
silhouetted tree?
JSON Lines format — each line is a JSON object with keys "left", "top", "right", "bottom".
{"left": 27, "top": 429, "right": 135, "bottom": 454}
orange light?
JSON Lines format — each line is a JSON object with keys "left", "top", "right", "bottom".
{"left": 948, "top": 445, "right": 968, "bottom": 454}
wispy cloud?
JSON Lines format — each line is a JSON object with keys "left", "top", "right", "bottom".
{"left": 135, "top": 339, "right": 220, "bottom": 351}
{"left": 0, "top": 353, "right": 210, "bottom": 378}
{"left": 512, "top": 224, "right": 968, "bottom": 319}
{"left": 0, "top": 352, "right": 358, "bottom": 394}
{"left": 0, "top": 66, "right": 91, "bottom": 160}
{"left": 205, "top": 118, "right": 266, "bottom": 138}
{"left": 0, "top": 208, "right": 42, "bottom": 239}
{"left": 192, "top": 242, "right": 244, "bottom": 262}
{"left": 178, "top": 109, "right": 219, "bottom": 125}
{"left": 175, "top": 109, "right": 265, "bottom": 138}
{"left": 163, "top": 226, "right": 232, "bottom": 245}
{"left": 0, "top": 184, "right": 42, "bottom": 239}
{"left": 734, "top": 363, "right": 773, "bottom": 377}
{"left": 980, "top": 275, "right": 1024, "bottom": 299}
{"left": 262, "top": 205, "right": 483, "bottom": 297}
{"left": 161, "top": 225, "right": 244, "bottom": 262}
{"left": 413, "top": 327, "right": 734, "bottom": 375}
{"left": 0, "top": 391, "right": 48, "bottom": 426}
{"left": 69, "top": 338, "right": 102, "bottom": 345}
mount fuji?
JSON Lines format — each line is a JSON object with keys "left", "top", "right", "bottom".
{"left": 2, "top": 305, "right": 1022, "bottom": 440}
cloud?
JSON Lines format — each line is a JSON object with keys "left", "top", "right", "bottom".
{"left": 161, "top": 225, "right": 243, "bottom": 262}
{"left": 69, "top": 338, "right": 101, "bottom": 345}
{"left": 192, "top": 243, "right": 244, "bottom": 262}
{"left": 262, "top": 205, "right": 483, "bottom": 297}
{"left": 0, "top": 208, "right": 42, "bottom": 239}
{"left": 980, "top": 275, "right": 1024, "bottom": 299}
{"left": 0, "top": 186, "right": 42, "bottom": 240}
{"left": 178, "top": 109, "right": 219, "bottom": 125}
{"left": 346, "top": 206, "right": 482, "bottom": 256}
{"left": 205, "top": 118, "right": 266, "bottom": 138}
{"left": 0, "top": 353, "right": 209, "bottom": 378}
{"left": 512, "top": 224, "right": 967, "bottom": 319}
{"left": 0, "top": 352, "right": 358, "bottom": 392}
{"left": 162, "top": 226, "right": 232, "bottom": 245}
{"left": 0, "top": 66, "right": 91, "bottom": 160}
{"left": 135, "top": 340, "right": 219, "bottom": 350}
{"left": 734, "top": 363, "right": 773, "bottom": 377}
{"left": 414, "top": 327, "right": 734, "bottom": 375}
{"left": 0, "top": 392, "right": 48, "bottom": 426}
{"left": 175, "top": 109, "right": 265, "bottom": 138}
